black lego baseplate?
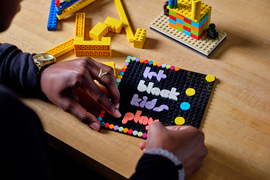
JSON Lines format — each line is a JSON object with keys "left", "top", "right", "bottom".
{"left": 98, "top": 56, "right": 216, "bottom": 138}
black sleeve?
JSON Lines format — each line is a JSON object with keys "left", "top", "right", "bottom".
{"left": 0, "top": 43, "right": 40, "bottom": 96}
{"left": 129, "top": 154, "right": 178, "bottom": 180}
{"left": 0, "top": 86, "right": 52, "bottom": 180}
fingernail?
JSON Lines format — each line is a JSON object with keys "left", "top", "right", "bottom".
{"left": 116, "top": 103, "right": 120, "bottom": 109}
{"left": 115, "top": 109, "right": 122, "bottom": 118}
{"left": 90, "top": 122, "right": 100, "bottom": 131}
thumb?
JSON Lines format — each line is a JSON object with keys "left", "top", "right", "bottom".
{"left": 64, "top": 99, "right": 100, "bottom": 131}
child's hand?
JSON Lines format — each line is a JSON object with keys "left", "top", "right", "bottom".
{"left": 139, "top": 122, "right": 208, "bottom": 179}
{"left": 40, "top": 57, "right": 121, "bottom": 131}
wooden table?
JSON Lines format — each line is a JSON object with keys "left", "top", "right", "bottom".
{"left": 1, "top": 0, "right": 270, "bottom": 179}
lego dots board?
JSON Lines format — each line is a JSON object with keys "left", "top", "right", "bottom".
{"left": 98, "top": 56, "right": 216, "bottom": 138}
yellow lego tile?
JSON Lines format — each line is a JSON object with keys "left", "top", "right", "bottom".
{"left": 168, "top": 0, "right": 211, "bottom": 23}
{"left": 103, "top": 17, "right": 123, "bottom": 33}
{"left": 57, "top": 0, "right": 96, "bottom": 20}
{"left": 89, "top": 22, "right": 109, "bottom": 41}
{"left": 114, "top": 0, "right": 134, "bottom": 42}
{"left": 150, "top": 13, "right": 227, "bottom": 57}
{"left": 44, "top": 38, "right": 74, "bottom": 58}
{"left": 75, "top": 13, "right": 85, "bottom": 37}
{"left": 103, "top": 62, "right": 116, "bottom": 76}
{"left": 133, "top": 28, "right": 146, "bottom": 49}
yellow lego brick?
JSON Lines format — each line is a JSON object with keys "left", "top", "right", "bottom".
{"left": 114, "top": 0, "right": 134, "bottom": 42}
{"left": 44, "top": 38, "right": 74, "bottom": 58}
{"left": 89, "top": 22, "right": 109, "bottom": 41}
{"left": 103, "top": 62, "right": 116, "bottom": 76}
{"left": 74, "top": 37, "right": 111, "bottom": 46}
{"left": 75, "top": 50, "right": 111, "bottom": 57}
{"left": 57, "top": 0, "right": 96, "bottom": 20}
{"left": 191, "top": 0, "right": 201, "bottom": 21}
{"left": 75, "top": 13, "right": 85, "bottom": 37}
{"left": 168, "top": 0, "right": 211, "bottom": 23}
{"left": 133, "top": 28, "right": 146, "bottom": 49}
{"left": 103, "top": 17, "right": 123, "bottom": 33}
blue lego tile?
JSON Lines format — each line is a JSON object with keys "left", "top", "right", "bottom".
{"left": 47, "top": 0, "right": 58, "bottom": 31}
{"left": 169, "top": 19, "right": 176, "bottom": 25}
{"left": 176, "top": 18, "right": 184, "bottom": 25}
{"left": 183, "top": 30, "right": 191, "bottom": 36}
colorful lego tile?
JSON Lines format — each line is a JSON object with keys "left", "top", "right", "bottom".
{"left": 150, "top": 13, "right": 227, "bottom": 57}
{"left": 89, "top": 22, "right": 109, "bottom": 41}
{"left": 99, "top": 56, "right": 216, "bottom": 138}
{"left": 103, "top": 17, "right": 123, "bottom": 33}
{"left": 44, "top": 38, "right": 74, "bottom": 58}
{"left": 57, "top": 0, "right": 96, "bottom": 20}
{"left": 114, "top": 0, "right": 134, "bottom": 42}
{"left": 47, "top": 0, "right": 58, "bottom": 31}
{"left": 168, "top": 0, "right": 211, "bottom": 23}
{"left": 133, "top": 28, "right": 146, "bottom": 49}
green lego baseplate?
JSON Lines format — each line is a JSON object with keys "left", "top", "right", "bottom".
{"left": 150, "top": 13, "right": 227, "bottom": 57}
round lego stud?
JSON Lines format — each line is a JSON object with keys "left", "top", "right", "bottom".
{"left": 157, "top": 63, "right": 162, "bottom": 67}
{"left": 101, "top": 122, "right": 105, "bottom": 127}
{"left": 127, "top": 56, "right": 132, "bottom": 60}
{"left": 133, "top": 130, "right": 138, "bottom": 136}
{"left": 180, "top": 102, "right": 190, "bottom": 110}
{"left": 186, "top": 88, "right": 196, "bottom": 96}
{"left": 205, "top": 74, "right": 215, "bottom": 82}
{"left": 118, "top": 126, "right": 124, "bottom": 132}
{"left": 104, "top": 123, "right": 110, "bottom": 128}
{"left": 126, "top": 59, "right": 130, "bottom": 63}
{"left": 118, "top": 75, "right": 123, "bottom": 79}
{"left": 170, "top": 66, "right": 175, "bottom": 70}
{"left": 138, "top": 132, "right": 143, "bottom": 137}
{"left": 162, "top": 64, "right": 166, "bottom": 68}
{"left": 135, "top": 58, "right": 140, "bottom": 62}
{"left": 101, "top": 110, "right": 106, "bottom": 114}
{"left": 175, "top": 67, "right": 180, "bottom": 71}
{"left": 97, "top": 117, "right": 102, "bottom": 121}
{"left": 149, "top": 61, "right": 153, "bottom": 65}
{"left": 109, "top": 124, "right": 114, "bottom": 129}
{"left": 153, "top": 62, "right": 158, "bottom": 66}
{"left": 120, "top": 72, "right": 124, "bottom": 76}
{"left": 128, "top": 129, "right": 133, "bottom": 134}
{"left": 175, "top": 117, "right": 185, "bottom": 125}
{"left": 143, "top": 133, "right": 148, "bottom": 138}
{"left": 140, "top": 59, "right": 144, "bottom": 63}
{"left": 124, "top": 62, "right": 129, "bottom": 66}
{"left": 123, "top": 128, "right": 129, "bottom": 133}
{"left": 131, "top": 57, "right": 136, "bottom": 61}
{"left": 123, "top": 65, "right": 127, "bottom": 69}
{"left": 166, "top": 65, "right": 171, "bottom": 69}
{"left": 114, "top": 125, "right": 119, "bottom": 131}
{"left": 144, "top": 60, "right": 149, "bottom": 64}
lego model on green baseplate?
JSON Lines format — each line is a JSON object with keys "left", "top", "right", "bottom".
{"left": 98, "top": 56, "right": 216, "bottom": 139}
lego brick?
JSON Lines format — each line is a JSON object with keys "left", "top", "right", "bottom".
{"left": 150, "top": 13, "right": 227, "bottom": 57}
{"left": 103, "top": 17, "right": 123, "bottom": 34}
{"left": 99, "top": 56, "right": 216, "bottom": 138}
{"left": 114, "top": 0, "right": 134, "bottom": 42}
{"left": 103, "top": 62, "right": 116, "bottom": 76}
{"left": 75, "top": 50, "right": 111, "bottom": 57}
{"left": 89, "top": 22, "right": 109, "bottom": 41}
{"left": 169, "top": 18, "right": 176, "bottom": 25}
{"left": 183, "top": 26, "right": 191, "bottom": 32}
{"left": 176, "top": 18, "right": 184, "bottom": 25}
{"left": 133, "top": 28, "right": 146, "bottom": 49}
{"left": 191, "top": 0, "right": 202, "bottom": 20}
{"left": 57, "top": 0, "right": 79, "bottom": 15}
{"left": 184, "top": 22, "right": 191, "bottom": 28}
{"left": 169, "top": 15, "right": 176, "bottom": 21}
{"left": 169, "top": 23, "right": 176, "bottom": 29}
{"left": 191, "top": 14, "right": 209, "bottom": 28}
{"left": 55, "top": 0, "right": 60, "bottom": 7}
{"left": 168, "top": 0, "right": 211, "bottom": 23}
{"left": 75, "top": 13, "right": 85, "bottom": 37}
{"left": 191, "top": 19, "right": 208, "bottom": 32}
{"left": 47, "top": 0, "right": 58, "bottom": 31}
{"left": 44, "top": 38, "right": 74, "bottom": 58}
{"left": 57, "top": 0, "right": 96, "bottom": 20}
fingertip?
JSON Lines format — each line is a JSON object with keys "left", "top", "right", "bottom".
{"left": 89, "top": 121, "right": 100, "bottom": 131}
{"left": 139, "top": 141, "right": 146, "bottom": 150}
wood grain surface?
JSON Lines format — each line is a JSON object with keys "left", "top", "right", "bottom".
{"left": 1, "top": 0, "right": 269, "bottom": 179}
